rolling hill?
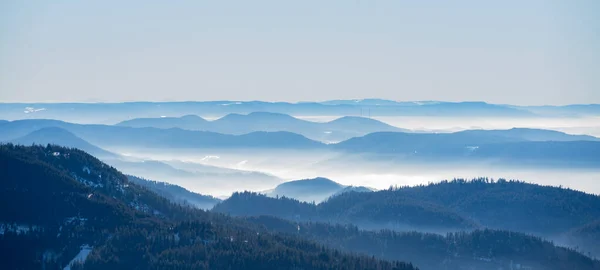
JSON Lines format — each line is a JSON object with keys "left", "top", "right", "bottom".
{"left": 214, "top": 178, "right": 600, "bottom": 257}
{"left": 0, "top": 119, "right": 326, "bottom": 149}
{"left": 213, "top": 191, "right": 477, "bottom": 232}
{"left": 2, "top": 119, "right": 600, "bottom": 168}
{"left": 117, "top": 112, "right": 407, "bottom": 142}
{"left": 268, "top": 177, "right": 345, "bottom": 202}
{"left": 0, "top": 100, "right": 552, "bottom": 124}
{"left": 3, "top": 144, "right": 598, "bottom": 270}
{"left": 0, "top": 144, "right": 416, "bottom": 270}
{"left": 127, "top": 175, "right": 222, "bottom": 210}
{"left": 247, "top": 216, "right": 600, "bottom": 270}
{"left": 9, "top": 127, "right": 118, "bottom": 158}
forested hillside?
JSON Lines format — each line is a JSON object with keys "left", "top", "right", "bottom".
{"left": 214, "top": 192, "right": 476, "bottom": 231}
{"left": 127, "top": 175, "right": 222, "bottom": 210}
{"left": 0, "top": 144, "right": 416, "bottom": 270}
{"left": 214, "top": 179, "right": 600, "bottom": 260}
{"left": 216, "top": 179, "right": 600, "bottom": 236}
{"left": 246, "top": 216, "right": 600, "bottom": 270}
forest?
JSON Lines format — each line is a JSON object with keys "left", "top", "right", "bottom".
{"left": 1, "top": 144, "right": 599, "bottom": 269}
{"left": 0, "top": 144, "right": 415, "bottom": 270}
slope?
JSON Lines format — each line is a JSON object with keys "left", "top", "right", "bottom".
{"left": 247, "top": 216, "right": 600, "bottom": 270}
{"left": 213, "top": 191, "right": 476, "bottom": 232}
{"left": 269, "top": 177, "right": 345, "bottom": 202}
{"left": 0, "top": 144, "right": 416, "bottom": 270}
{"left": 117, "top": 112, "right": 408, "bottom": 142}
{"left": 10, "top": 127, "right": 118, "bottom": 158}
{"left": 0, "top": 119, "right": 326, "bottom": 149}
{"left": 127, "top": 175, "right": 222, "bottom": 210}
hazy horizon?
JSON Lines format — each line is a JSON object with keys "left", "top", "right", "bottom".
{"left": 3, "top": 2, "right": 600, "bottom": 268}
{"left": 2, "top": 1, "right": 599, "bottom": 105}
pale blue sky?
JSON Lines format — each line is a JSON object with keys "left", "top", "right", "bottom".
{"left": 1, "top": 0, "right": 598, "bottom": 105}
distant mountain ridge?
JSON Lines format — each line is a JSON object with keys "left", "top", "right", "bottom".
{"left": 246, "top": 216, "right": 600, "bottom": 270}
{"left": 332, "top": 130, "right": 600, "bottom": 166}
{"left": 0, "top": 144, "right": 417, "bottom": 270}
{"left": 5, "top": 125, "right": 285, "bottom": 195}
{"left": 2, "top": 120, "right": 599, "bottom": 168}
{"left": 117, "top": 112, "right": 406, "bottom": 142}
{"left": 5, "top": 144, "right": 598, "bottom": 269}
{"left": 9, "top": 127, "right": 118, "bottom": 158}
{"left": 217, "top": 178, "right": 600, "bottom": 235}
{"left": 0, "top": 119, "right": 325, "bottom": 149}
{"left": 458, "top": 128, "right": 600, "bottom": 142}
{"left": 214, "top": 191, "right": 478, "bottom": 232}
{"left": 214, "top": 178, "right": 600, "bottom": 258}
{"left": 266, "top": 177, "right": 374, "bottom": 202}
{"left": 0, "top": 100, "right": 559, "bottom": 124}
{"left": 127, "top": 175, "right": 221, "bottom": 210}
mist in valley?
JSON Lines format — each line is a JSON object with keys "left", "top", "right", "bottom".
{"left": 298, "top": 115, "right": 600, "bottom": 138}
{"left": 105, "top": 146, "right": 600, "bottom": 198}
{"left": 4, "top": 0, "right": 600, "bottom": 267}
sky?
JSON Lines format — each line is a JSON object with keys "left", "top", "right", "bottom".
{"left": 0, "top": 0, "right": 598, "bottom": 105}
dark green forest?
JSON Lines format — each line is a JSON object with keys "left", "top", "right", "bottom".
{"left": 215, "top": 178, "right": 600, "bottom": 236}
{"left": 0, "top": 144, "right": 415, "bottom": 270}
{"left": 2, "top": 144, "right": 599, "bottom": 270}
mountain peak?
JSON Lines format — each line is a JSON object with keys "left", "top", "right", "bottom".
{"left": 271, "top": 177, "right": 345, "bottom": 202}
{"left": 218, "top": 112, "right": 299, "bottom": 121}
{"left": 179, "top": 114, "right": 208, "bottom": 121}
{"left": 11, "top": 127, "right": 117, "bottom": 158}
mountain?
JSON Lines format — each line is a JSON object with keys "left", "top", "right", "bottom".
{"left": 324, "top": 116, "right": 401, "bottom": 133}
{"left": 458, "top": 128, "right": 600, "bottom": 141}
{"left": 333, "top": 131, "right": 517, "bottom": 154}
{"left": 0, "top": 119, "right": 326, "bottom": 149}
{"left": 6, "top": 126, "right": 283, "bottom": 195}
{"left": 333, "top": 128, "right": 600, "bottom": 155}
{"left": 214, "top": 179, "right": 600, "bottom": 256}
{"left": 0, "top": 119, "right": 73, "bottom": 142}
{"left": 0, "top": 144, "right": 416, "bottom": 270}
{"left": 0, "top": 101, "right": 547, "bottom": 124}
{"left": 3, "top": 119, "right": 600, "bottom": 168}
{"left": 320, "top": 99, "right": 408, "bottom": 106}
{"left": 472, "top": 141, "right": 600, "bottom": 167}
{"left": 520, "top": 104, "right": 600, "bottom": 117}
{"left": 213, "top": 112, "right": 312, "bottom": 132}
{"left": 0, "top": 144, "right": 204, "bottom": 269}
{"left": 106, "top": 159, "right": 283, "bottom": 195}
{"left": 269, "top": 177, "right": 345, "bottom": 202}
{"left": 117, "top": 112, "right": 407, "bottom": 142}
{"left": 116, "top": 114, "right": 210, "bottom": 130}
{"left": 333, "top": 131, "right": 600, "bottom": 166}
{"left": 265, "top": 178, "right": 375, "bottom": 203}
{"left": 2, "top": 144, "right": 598, "bottom": 270}
{"left": 215, "top": 191, "right": 600, "bottom": 269}
{"left": 107, "top": 159, "right": 198, "bottom": 178}
{"left": 9, "top": 127, "right": 118, "bottom": 158}
{"left": 327, "top": 179, "right": 600, "bottom": 236}
{"left": 247, "top": 216, "right": 600, "bottom": 270}
{"left": 213, "top": 191, "right": 477, "bottom": 232}
{"left": 127, "top": 175, "right": 221, "bottom": 210}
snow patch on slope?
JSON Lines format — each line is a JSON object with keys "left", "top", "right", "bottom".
{"left": 63, "top": 244, "right": 93, "bottom": 270}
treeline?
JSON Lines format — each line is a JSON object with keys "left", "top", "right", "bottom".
{"left": 246, "top": 216, "right": 600, "bottom": 270}
{"left": 2, "top": 144, "right": 599, "bottom": 270}
{"left": 215, "top": 178, "right": 600, "bottom": 235}
{"left": 213, "top": 178, "right": 600, "bottom": 260}
{"left": 0, "top": 144, "right": 416, "bottom": 270}
{"left": 80, "top": 221, "right": 415, "bottom": 270}
{"left": 127, "top": 175, "right": 221, "bottom": 210}
{"left": 214, "top": 191, "right": 476, "bottom": 232}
